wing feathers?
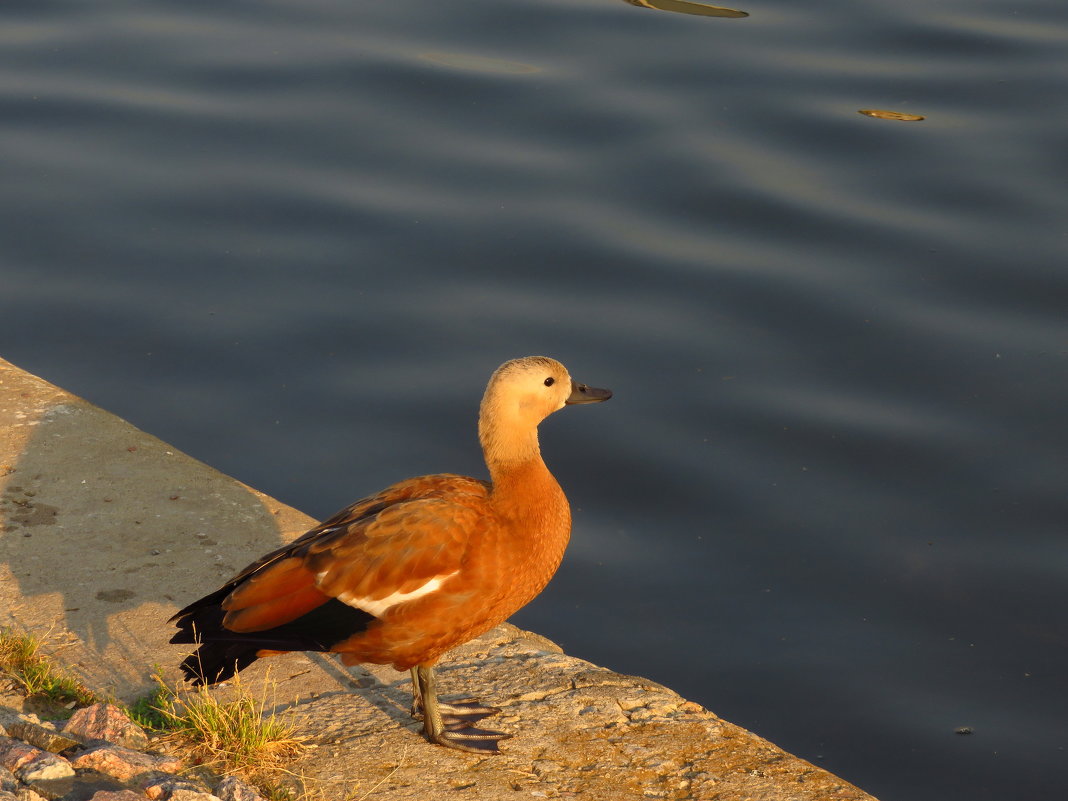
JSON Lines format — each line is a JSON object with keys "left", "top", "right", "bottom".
{"left": 308, "top": 497, "right": 476, "bottom": 609}
{"left": 224, "top": 581, "right": 331, "bottom": 633}
{"left": 223, "top": 557, "right": 314, "bottom": 612}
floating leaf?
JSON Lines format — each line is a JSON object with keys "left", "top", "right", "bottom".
{"left": 859, "top": 109, "right": 925, "bottom": 122}
{"left": 623, "top": 0, "right": 748, "bottom": 18}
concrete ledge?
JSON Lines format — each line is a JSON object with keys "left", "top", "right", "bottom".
{"left": 0, "top": 356, "right": 877, "bottom": 800}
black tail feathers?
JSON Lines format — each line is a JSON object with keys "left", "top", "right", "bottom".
{"left": 179, "top": 643, "right": 260, "bottom": 686}
{"left": 170, "top": 596, "right": 376, "bottom": 686}
{"left": 171, "top": 602, "right": 255, "bottom": 685}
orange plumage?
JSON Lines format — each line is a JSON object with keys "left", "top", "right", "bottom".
{"left": 170, "top": 356, "right": 610, "bottom": 752}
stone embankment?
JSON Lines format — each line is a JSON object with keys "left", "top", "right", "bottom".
{"left": 0, "top": 356, "right": 879, "bottom": 800}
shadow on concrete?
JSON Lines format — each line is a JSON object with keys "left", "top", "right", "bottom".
{"left": 0, "top": 360, "right": 374, "bottom": 705}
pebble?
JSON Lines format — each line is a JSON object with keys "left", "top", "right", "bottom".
{"left": 89, "top": 792, "right": 150, "bottom": 801}
{"left": 64, "top": 705, "right": 150, "bottom": 750}
{"left": 13, "top": 754, "right": 74, "bottom": 783}
{"left": 71, "top": 745, "right": 182, "bottom": 782}
{"left": 4, "top": 721, "right": 81, "bottom": 754}
{"left": 140, "top": 776, "right": 208, "bottom": 800}
{"left": 0, "top": 738, "right": 42, "bottom": 774}
{"left": 213, "top": 777, "right": 264, "bottom": 801}
{"left": 165, "top": 791, "right": 221, "bottom": 801}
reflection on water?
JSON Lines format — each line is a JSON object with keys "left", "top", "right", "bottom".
{"left": 622, "top": 0, "right": 748, "bottom": 18}
{"left": 420, "top": 51, "right": 541, "bottom": 75}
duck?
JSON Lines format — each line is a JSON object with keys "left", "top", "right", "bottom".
{"left": 169, "top": 356, "right": 611, "bottom": 753}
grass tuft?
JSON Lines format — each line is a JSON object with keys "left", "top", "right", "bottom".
{"left": 149, "top": 673, "right": 304, "bottom": 779}
{"left": 0, "top": 627, "right": 99, "bottom": 707}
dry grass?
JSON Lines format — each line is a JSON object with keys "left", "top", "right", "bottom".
{"left": 135, "top": 672, "right": 305, "bottom": 795}
{"left": 0, "top": 627, "right": 98, "bottom": 707}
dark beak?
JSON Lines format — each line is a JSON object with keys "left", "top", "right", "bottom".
{"left": 566, "top": 380, "right": 612, "bottom": 405}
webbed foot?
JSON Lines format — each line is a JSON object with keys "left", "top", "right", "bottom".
{"left": 410, "top": 664, "right": 512, "bottom": 754}
{"left": 427, "top": 724, "right": 513, "bottom": 754}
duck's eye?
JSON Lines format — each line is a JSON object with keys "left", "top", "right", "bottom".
{"left": 544, "top": 377, "right": 555, "bottom": 387}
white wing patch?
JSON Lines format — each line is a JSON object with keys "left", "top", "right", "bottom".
{"left": 332, "top": 570, "right": 460, "bottom": 617}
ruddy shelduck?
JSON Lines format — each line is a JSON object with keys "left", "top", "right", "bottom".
{"left": 170, "top": 356, "right": 611, "bottom": 752}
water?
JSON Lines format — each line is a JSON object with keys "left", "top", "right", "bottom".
{"left": 2, "top": 1, "right": 1067, "bottom": 798}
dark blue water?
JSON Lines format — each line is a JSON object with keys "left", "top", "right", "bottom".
{"left": 3, "top": 1, "right": 1067, "bottom": 798}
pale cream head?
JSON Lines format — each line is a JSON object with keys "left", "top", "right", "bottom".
{"left": 479, "top": 357, "right": 570, "bottom": 464}
{"left": 483, "top": 356, "right": 573, "bottom": 423}
{"left": 478, "top": 356, "right": 611, "bottom": 470}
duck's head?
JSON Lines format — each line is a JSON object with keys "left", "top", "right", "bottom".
{"left": 479, "top": 356, "right": 611, "bottom": 463}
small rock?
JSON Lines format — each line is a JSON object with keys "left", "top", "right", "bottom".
{"left": 16, "top": 789, "right": 47, "bottom": 801}
{"left": 0, "top": 737, "right": 43, "bottom": 773}
{"left": 141, "top": 775, "right": 209, "bottom": 800}
{"left": 0, "top": 711, "right": 31, "bottom": 736}
{"left": 70, "top": 745, "right": 181, "bottom": 782}
{"left": 14, "top": 753, "right": 74, "bottom": 782}
{"left": 167, "top": 790, "right": 221, "bottom": 801}
{"left": 4, "top": 721, "right": 81, "bottom": 754}
{"left": 63, "top": 705, "right": 149, "bottom": 750}
{"left": 88, "top": 792, "right": 148, "bottom": 801}
{"left": 214, "top": 777, "right": 264, "bottom": 801}
{"left": 20, "top": 776, "right": 77, "bottom": 801}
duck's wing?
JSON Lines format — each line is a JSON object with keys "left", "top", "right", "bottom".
{"left": 298, "top": 493, "right": 484, "bottom": 619}
{"left": 171, "top": 475, "right": 490, "bottom": 635}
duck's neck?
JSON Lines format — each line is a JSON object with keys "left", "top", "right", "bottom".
{"left": 479, "top": 410, "right": 540, "bottom": 475}
{"left": 479, "top": 414, "right": 567, "bottom": 522}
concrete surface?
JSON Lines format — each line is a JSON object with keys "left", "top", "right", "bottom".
{"left": 0, "top": 355, "right": 878, "bottom": 800}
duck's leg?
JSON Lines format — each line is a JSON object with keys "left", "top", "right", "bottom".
{"left": 409, "top": 666, "right": 500, "bottom": 720}
{"left": 410, "top": 664, "right": 512, "bottom": 754}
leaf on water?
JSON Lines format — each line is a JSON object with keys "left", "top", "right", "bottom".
{"left": 858, "top": 109, "right": 925, "bottom": 122}
{"left": 623, "top": 0, "right": 749, "bottom": 18}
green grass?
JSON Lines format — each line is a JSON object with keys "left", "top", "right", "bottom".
{"left": 0, "top": 627, "right": 99, "bottom": 707}
{"left": 126, "top": 674, "right": 177, "bottom": 731}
